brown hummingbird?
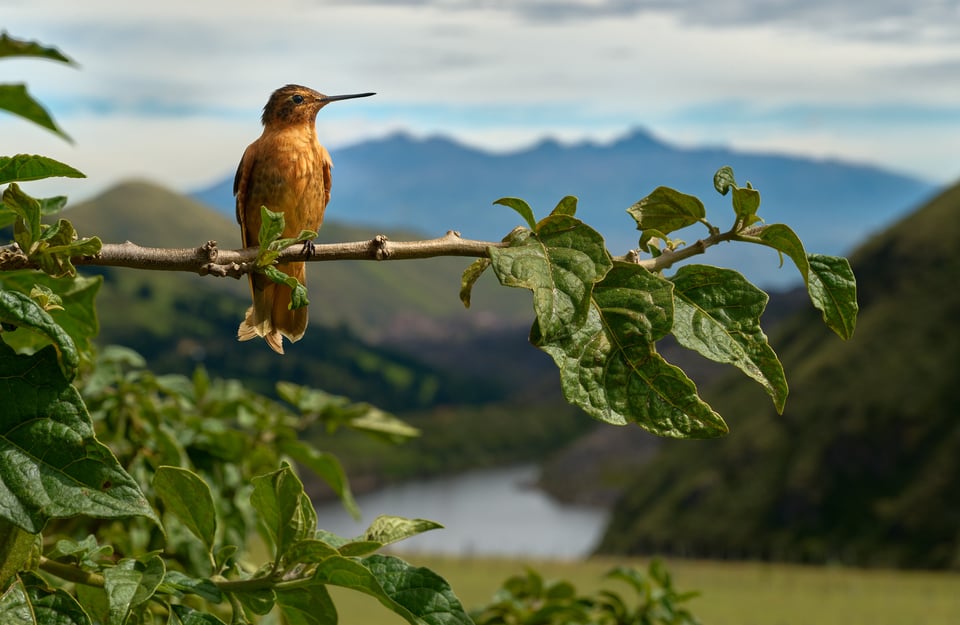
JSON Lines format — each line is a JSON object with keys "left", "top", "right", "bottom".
{"left": 235, "top": 84, "right": 374, "bottom": 354}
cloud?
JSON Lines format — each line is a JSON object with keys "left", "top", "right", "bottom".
{"left": 333, "top": 0, "right": 960, "bottom": 41}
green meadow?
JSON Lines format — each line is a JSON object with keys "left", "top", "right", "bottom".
{"left": 328, "top": 555, "right": 960, "bottom": 625}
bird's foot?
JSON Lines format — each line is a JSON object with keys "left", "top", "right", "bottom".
{"left": 301, "top": 239, "right": 317, "bottom": 258}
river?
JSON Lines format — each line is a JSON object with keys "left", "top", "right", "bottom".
{"left": 314, "top": 464, "right": 610, "bottom": 559}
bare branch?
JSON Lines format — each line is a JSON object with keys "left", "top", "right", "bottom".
{"left": 0, "top": 225, "right": 760, "bottom": 276}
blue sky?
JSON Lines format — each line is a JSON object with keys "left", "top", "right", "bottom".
{"left": 3, "top": 0, "right": 959, "bottom": 201}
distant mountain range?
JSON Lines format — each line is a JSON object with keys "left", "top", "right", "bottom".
{"left": 193, "top": 128, "right": 939, "bottom": 288}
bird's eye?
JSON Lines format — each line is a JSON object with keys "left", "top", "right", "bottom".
{"left": 291, "top": 94, "right": 305, "bottom": 104}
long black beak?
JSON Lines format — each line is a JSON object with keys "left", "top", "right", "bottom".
{"left": 320, "top": 92, "right": 376, "bottom": 103}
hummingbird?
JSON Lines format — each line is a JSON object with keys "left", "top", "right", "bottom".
{"left": 234, "top": 84, "right": 374, "bottom": 354}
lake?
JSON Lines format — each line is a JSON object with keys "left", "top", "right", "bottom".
{"left": 314, "top": 464, "right": 610, "bottom": 559}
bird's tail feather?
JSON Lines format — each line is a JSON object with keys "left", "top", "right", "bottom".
{"left": 237, "top": 262, "right": 308, "bottom": 355}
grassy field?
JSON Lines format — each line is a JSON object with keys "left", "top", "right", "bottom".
{"left": 327, "top": 554, "right": 960, "bottom": 625}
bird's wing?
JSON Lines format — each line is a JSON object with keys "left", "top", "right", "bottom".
{"left": 234, "top": 143, "right": 257, "bottom": 246}
{"left": 320, "top": 143, "right": 333, "bottom": 208}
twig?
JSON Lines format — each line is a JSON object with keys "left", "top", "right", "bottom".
{"left": 0, "top": 226, "right": 758, "bottom": 277}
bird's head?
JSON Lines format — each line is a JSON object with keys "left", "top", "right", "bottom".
{"left": 261, "top": 84, "right": 375, "bottom": 127}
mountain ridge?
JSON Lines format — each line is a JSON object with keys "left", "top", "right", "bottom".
{"left": 193, "top": 127, "right": 939, "bottom": 288}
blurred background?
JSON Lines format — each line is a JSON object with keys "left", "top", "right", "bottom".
{"left": 4, "top": 1, "right": 960, "bottom": 622}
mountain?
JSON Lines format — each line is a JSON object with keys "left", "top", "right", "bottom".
{"left": 193, "top": 129, "right": 938, "bottom": 288}
{"left": 592, "top": 177, "right": 960, "bottom": 569}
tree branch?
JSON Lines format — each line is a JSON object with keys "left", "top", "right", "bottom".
{"left": 0, "top": 225, "right": 758, "bottom": 277}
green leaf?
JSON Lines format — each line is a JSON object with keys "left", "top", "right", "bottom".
{"left": 0, "top": 155, "right": 85, "bottom": 185}
{"left": 740, "top": 223, "right": 810, "bottom": 280}
{"left": 262, "top": 265, "right": 310, "bottom": 309}
{"left": 154, "top": 467, "right": 218, "bottom": 552}
{"left": 171, "top": 605, "right": 228, "bottom": 625}
{"left": 0, "top": 342, "right": 157, "bottom": 533}
{"left": 532, "top": 263, "right": 727, "bottom": 438}
{"left": 276, "top": 582, "right": 338, "bottom": 625}
{"left": 713, "top": 165, "right": 737, "bottom": 195}
{"left": 626, "top": 186, "right": 705, "bottom": 237}
{"left": 550, "top": 195, "right": 578, "bottom": 217}
{"left": 0, "top": 523, "right": 36, "bottom": 591}
{"left": 159, "top": 571, "right": 223, "bottom": 604}
{"left": 279, "top": 440, "right": 360, "bottom": 520}
{"left": 806, "top": 254, "right": 858, "bottom": 340}
{"left": 0, "top": 272, "right": 101, "bottom": 361}
{"left": 314, "top": 554, "right": 472, "bottom": 625}
{"left": 459, "top": 257, "right": 491, "bottom": 309}
{"left": 5, "top": 573, "right": 93, "bottom": 625}
{"left": 0, "top": 33, "right": 74, "bottom": 63}
{"left": 234, "top": 587, "right": 276, "bottom": 616}
{"left": 0, "top": 195, "right": 66, "bottom": 230}
{"left": 0, "top": 84, "right": 72, "bottom": 142}
{"left": 362, "top": 515, "right": 443, "bottom": 548}
{"left": 103, "top": 556, "right": 164, "bottom": 625}
{"left": 489, "top": 214, "right": 611, "bottom": 339}
{"left": 257, "top": 206, "right": 286, "bottom": 257}
{"left": 493, "top": 197, "right": 537, "bottom": 231}
{"left": 285, "top": 538, "right": 339, "bottom": 562}
{"left": 0, "top": 289, "right": 79, "bottom": 379}
{"left": 4, "top": 183, "right": 42, "bottom": 252}
{"left": 46, "top": 535, "right": 112, "bottom": 570}
{"left": 0, "top": 577, "right": 33, "bottom": 625}
{"left": 670, "top": 265, "right": 788, "bottom": 413}
{"left": 272, "top": 229, "right": 318, "bottom": 252}
{"left": 250, "top": 463, "right": 313, "bottom": 563}
{"left": 731, "top": 185, "right": 762, "bottom": 227}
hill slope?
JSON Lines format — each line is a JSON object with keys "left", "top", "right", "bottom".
{"left": 62, "top": 180, "right": 591, "bottom": 482}
{"left": 193, "top": 129, "right": 937, "bottom": 288}
{"left": 595, "top": 178, "right": 960, "bottom": 568}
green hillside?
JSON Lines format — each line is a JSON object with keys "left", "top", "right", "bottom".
{"left": 596, "top": 181, "right": 960, "bottom": 568}
{"left": 62, "top": 180, "right": 590, "bottom": 480}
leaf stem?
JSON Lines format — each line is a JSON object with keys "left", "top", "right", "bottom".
{"left": 38, "top": 556, "right": 105, "bottom": 587}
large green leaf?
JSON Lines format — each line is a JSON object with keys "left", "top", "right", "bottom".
{"left": 1, "top": 573, "right": 93, "bottom": 625}
{"left": 0, "top": 342, "right": 157, "bottom": 533}
{"left": 0, "top": 289, "right": 79, "bottom": 379}
{"left": 0, "top": 155, "right": 85, "bottom": 185}
{"left": 0, "top": 84, "right": 71, "bottom": 142}
{"left": 670, "top": 265, "right": 788, "bottom": 413}
{"left": 489, "top": 214, "right": 611, "bottom": 339}
{"left": 154, "top": 467, "right": 218, "bottom": 552}
{"left": 314, "top": 554, "right": 472, "bottom": 625}
{"left": 533, "top": 263, "right": 727, "bottom": 438}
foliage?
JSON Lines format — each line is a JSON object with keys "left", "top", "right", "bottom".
{"left": 596, "top": 178, "right": 960, "bottom": 568}
{"left": 0, "top": 32, "right": 858, "bottom": 623}
{"left": 471, "top": 560, "right": 700, "bottom": 625}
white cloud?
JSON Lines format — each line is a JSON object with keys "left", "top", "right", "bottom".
{"left": 2, "top": 0, "right": 959, "bottom": 198}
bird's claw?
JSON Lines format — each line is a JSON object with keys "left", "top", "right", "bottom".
{"left": 301, "top": 240, "right": 317, "bottom": 258}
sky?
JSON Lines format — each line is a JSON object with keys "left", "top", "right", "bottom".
{"left": 3, "top": 0, "right": 960, "bottom": 202}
